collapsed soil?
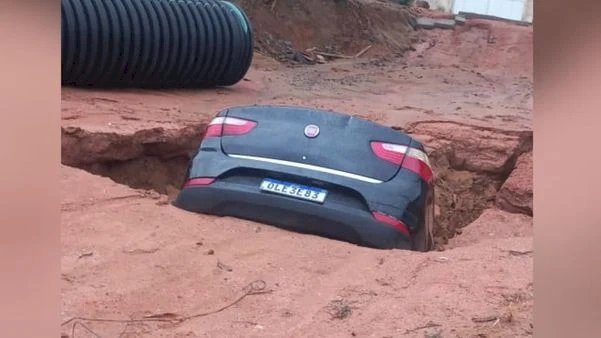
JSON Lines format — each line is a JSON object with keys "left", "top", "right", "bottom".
{"left": 60, "top": 4, "right": 533, "bottom": 337}
{"left": 61, "top": 120, "right": 531, "bottom": 249}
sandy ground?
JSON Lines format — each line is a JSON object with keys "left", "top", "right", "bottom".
{"left": 61, "top": 166, "right": 533, "bottom": 338}
{"left": 61, "top": 51, "right": 531, "bottom": 133}
{"left": 61, "top": 4, "right": 533, "bottom": 337}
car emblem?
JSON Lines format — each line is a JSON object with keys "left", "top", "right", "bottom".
{"left": 304, "top": 124, "right": 320, "bottom": 138}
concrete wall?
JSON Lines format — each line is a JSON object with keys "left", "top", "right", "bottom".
{"left": 522, "top": 0, "right": 533, "bottom": 22}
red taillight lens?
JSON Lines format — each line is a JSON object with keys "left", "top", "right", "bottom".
{"left": 371, "top": 141, "right": 433, "bottom": 182}
{"left": 402, "top": 148, "right": 433, "bottom": 182}
{"left": 370, "top": 142, "right": 406, "bottom": 165}
{"left": 203, "top": 117, "right": 257, "bottom": 138}
{"left": 183, "top": 177, "right": 216, "bottom": 188}
{"left": 204, "top": 124, "right": 223, "bottom": 138}
{"left": 372, "top": 211, "right": 410, "bottom": 237}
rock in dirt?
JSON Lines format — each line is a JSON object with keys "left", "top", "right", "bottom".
{"left": 496, "top": 152, "right": 533, "bottom": 215}
{"left": 407, "top": 121, "right": 532, "bottom": 175}
{"left": 446, "top": 208, "right": 532, "bottom": 249}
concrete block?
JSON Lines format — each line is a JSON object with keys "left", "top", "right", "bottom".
{"left": 434, "top": 18, "right": 456, "bottom": 29}
{"left": 416, "top": 17, "right": 436, "bottom": 29}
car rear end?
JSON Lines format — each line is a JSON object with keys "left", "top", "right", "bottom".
{"left": 174, "top": 105, "right": 434, "bottom": 250}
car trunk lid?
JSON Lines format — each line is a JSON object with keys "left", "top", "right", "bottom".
{"left": 220, "top": 105, "right": 413, "bottom": 182}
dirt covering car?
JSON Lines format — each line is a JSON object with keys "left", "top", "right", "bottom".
{"left": 174, "top": 105, "right": 434, "bottom": 251}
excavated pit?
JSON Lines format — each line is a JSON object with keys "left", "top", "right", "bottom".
{"left": 428, "top": 150, "right": 509, "bottom": 247}
{"left": 61, "top": 121, "right": 532, "bottom": 250}
{"left": 61, "top": 124, "right": 207, "bottom": 197}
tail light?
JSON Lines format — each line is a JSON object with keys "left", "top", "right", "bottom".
{"left": 204, "top": 117, "right": 257, "bottom": 138}
{"left": 182, "top": 177, "right": 216, "bottom": 188}
{"left": 372, "top": 211, "right": 410, "bottom": 237}
{"left": 371, "top": 142, "right": 433, "bottom": 182}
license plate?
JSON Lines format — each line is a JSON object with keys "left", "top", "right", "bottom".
{"left": 260, "top": 178, "right": 328, "bottom": 203}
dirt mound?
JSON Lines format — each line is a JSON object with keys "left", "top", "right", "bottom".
{"left": 408, "top": 18, "right": 533, "bottom": 78}
{"left": 233, "top": 0, "right": 416, "bottom": 62}
{"left": 229, "top": 0, "right": 533, "bottom": 79}
{"left": 496, "top": 152, "right": 533, "bottom": 215}
{"left": 447, "top": 208, "right": 533, "bottom": 249}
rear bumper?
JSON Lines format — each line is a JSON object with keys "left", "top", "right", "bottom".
{"left": 186, "top": 143, "right": 428, "bottom": 232}
{"left": 173, "top": 181, "right": 412, "bottom": 250}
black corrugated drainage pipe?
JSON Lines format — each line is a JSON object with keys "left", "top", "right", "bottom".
{"left": 61, "top": 0, "right": 253, "bottom": 88}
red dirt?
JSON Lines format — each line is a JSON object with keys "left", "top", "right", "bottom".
{"left": 62, "top": 166, "right": 533, "bottom": 338}
{"left": 61, "top": 4, "right": 533, "bottom": 337}
{"left": 407, "top": 18, "right": 533, "bottom": 79}
{"left": 403, "top": 120, "right": 531, "bottom": 247}
{"left": 235, "top": 0, "right": 416, "bottom": 61}
{"left": 496, "top": 152, "right": 533, "bottom": 215}
{"left": 446, "top": 208, "right": 533, "bottom": 249}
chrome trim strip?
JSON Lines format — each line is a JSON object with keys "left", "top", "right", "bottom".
{"left": 228, "top": 154, "right": 383, "bottom": 184}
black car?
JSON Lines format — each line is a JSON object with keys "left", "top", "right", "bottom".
{"left": 174, "top": 105, "right": 435, "bottom": 251}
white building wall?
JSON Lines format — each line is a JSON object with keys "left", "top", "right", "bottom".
{"left": 421, "top": 0, "right": 532, "bottom": 23}
{"left": 449, "top": 0, "right": 530, "bottom": 22}
{"left": 426, "top": 0, "right": 455, "bottom": 12}
{"left": 522, "top": 0, "right": 533, "bottom": 22}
